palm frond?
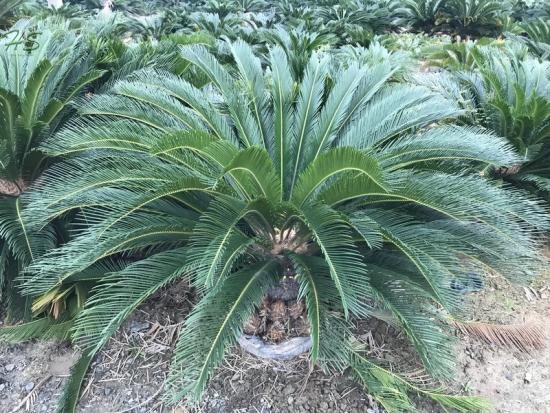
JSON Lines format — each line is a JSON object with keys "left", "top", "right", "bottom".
{"left": 56, "top": 352, "right": 94, "bottom": 413}
{"left": 452, "top": 320, "right": 547, "bottom": 352}
{"left": 167, "top": 260, "right": 280, "bottom": 402}
{"left": 0, "top": 317, "right": 72, "bottom": 343}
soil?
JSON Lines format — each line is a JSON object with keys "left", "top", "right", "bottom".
{"left": 450, "top": 267, "right": 550, "bottom": 413}
{"left": 1, "top": 267, "right": 549, "bottom": 413}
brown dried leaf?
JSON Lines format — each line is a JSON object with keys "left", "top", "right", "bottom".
{"left": 452, "top": 320, "right": 547, "bottom": 352}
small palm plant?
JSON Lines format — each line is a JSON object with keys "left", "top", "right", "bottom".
{"left": 461, "top": 48, "right": 550, "bottom": 198}
{"left": 401, "top": 0, "right": 444, "bottom": 31}
{"left": 259, "top": 26, "right": 336, "bottom": 79}
{"left": 20, "top": 41, "right": 547, "bottom": 412}
{"left": 514, "top": 18, "right": 550, "bottom": 57}
{"left": 0, "top": 0, "right": 25, "bottom": 27}
{"left": 0, "top": 22, "right": 105, "bottom": 321}
{"left": 442, "top": 0, "right": 509, "bottom": 35}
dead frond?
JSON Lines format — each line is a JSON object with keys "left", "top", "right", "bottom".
{"left": 452, "top": 320, "right": 547, "bottom": 352}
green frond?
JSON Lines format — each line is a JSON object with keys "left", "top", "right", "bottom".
{"left": 0, "top": 317, "right": 72, "bottom": 343}
{"left": 111, "top": 78, "right": 207, "bottom": 131}
{"left": 224, "top": 147, "right": 281, "bottom": 202}
{"left": 351, "top": 351, "right": 491, "bottom": 413}
{"left": 288, "top": 54, "right": 329, "bottom": 197}
{"left": 230, "top": 40, "right": 270, "bottom": 150}
{"left": 78, "top": 93, "right": 186, "bottom": 132}
{"left": 292, "top": 147, "right": 388, "bottom": 207}
{"left": 56, "top": 352, "right": 94, "bottom": 413}
{"left": 379, "top": 125, "right": 520, "bottom": 170}
{"left": 167, "top": 260, "right": 280, "bottom": 402}
{"left": 299, "top": 203, "right": 369, "bottom": 318}
{"left": 269, "top": 45, "right": 295, "bottom": 198}
{"left": 150, "top": 130, "right": 238, "bottom": 170}
{"left": 23, "top": 210, "right": 194, "bottom": 297}
{"left": 289, "top": 254, "right": 341, "bottom": 362}
{"left": 180, "top": 44, "right": 261, "bottom": 148}
{"left": 73, "top": 247, "right": 191, "bottom": 353}
{"left": 366, "top": 265, "right": 456, "bottom": 379}
{"left": 22, "top": 155, "right": 202, "bottom": 229}
{"left": 187, "top": 197, "right": 270, "bottom": 288}
{"left": 302, "top": 64, "right": 364, "bottom": 164}
{"left": 21, "top": 60, "right": 54, "bottom": 129}
{"left": 338, "top": 85, "right": 463, "bottom": 150}
{"left": 132, "top": 69, "right": 237, "bottom": 144}
{"left": 340, "top": 60, "right": 397, "bottom": 133}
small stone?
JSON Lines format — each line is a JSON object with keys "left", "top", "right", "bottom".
{"left": 0, "top": 383, "right": 5, "bottom": 391}
{"left": 524, "top": 372, "right": 532, "bottom": 384}
{"left": 5, "top": 364, "right": 15, "bottom": 372}
{"left": 288, "top": 396, "right": 294, "bottom": 404}
{"left": 104, "top": 387, "right": 112, "bottom": 396}
{"left": 129, "top": 320, "right": 149, "bottom": 333}
{"left": 283, "top": 384, "right": 295, "bottom": 395}
{"left": 25, "top": 382, "right": 34, "bottom": 392}
{"left": 504, "top": 371, "right": 513, "bottom": 381}
{"left": 319, "top": 401, "right": 329, "bottom": 410}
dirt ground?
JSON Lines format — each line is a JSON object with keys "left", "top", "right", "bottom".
{"left": 1, "top": 268, "right": 549, "bottom": 413}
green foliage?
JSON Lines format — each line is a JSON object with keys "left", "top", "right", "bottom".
{"left": 1, "top": 2, "right": 550, "bottom": 413}
{"left": 259, "top": 27, "right": 336, "bottom": 79}
{"left": 402, "top": 0, "right": 517, "bottom": 35}
{"left": 523, "top": 17, "right": 550, "bottom": 42}
{"left": 0, "top": 20, "right": 105, "bottom": 320}
{"left": 401, "top": 0, "right": 445, "bottom": 29}
{"left": 0, "top": 0, "right": 25, "bottom": 26}
{"left": 461, "top": 48, "right": 550, "bottom": 198}
{"left": 425, "top": 37, "right": 498, "bottom": 69}
{"left": 443, "top": 0, "right": 508, "bottom": 33}
{"left": 14, "top": 40, "right": 547, "bottom": 412}
{"left": 511, "top": 18, "right": 550, "bottom": 57}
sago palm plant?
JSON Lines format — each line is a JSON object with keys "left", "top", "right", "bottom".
{"left": 259, "top": 27, "right": 336, "bottom": 79}
{"left": 461, "top": 48, "right": 550, "bottom": 198}
{"left": 19, "top": 41, "right": 548, "bottom": 412}
{"left": 442, "top": 0, "right": 509, "bottom": 35}
{"left": 513, "top": 18, "right": 550, "bottom": 57}
{"left": 0, "top": 0, "right": 25, "bottom": 27}
{"left": 401, "top": 0, "right": 444, "bottom": 31}
{"left": 0, "top": 22, "right": 105, "bottom": 321}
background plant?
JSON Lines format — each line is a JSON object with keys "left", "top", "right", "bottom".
{"left": 0, "top": 20, "right": 106, "bottom": 323}
{"left": 460, "top": 48, "right": 550, "bottom": 198}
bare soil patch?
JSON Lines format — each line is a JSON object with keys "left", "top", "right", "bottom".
{"left": 1, "top": 267, "right": 549, "bottom": 413}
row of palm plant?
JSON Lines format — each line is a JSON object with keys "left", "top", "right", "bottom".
{"left": 6, "top": 37, "right": 545, "bottom": 412}
{"left": 25, "top": 0, "right": 548, "bottom": 42}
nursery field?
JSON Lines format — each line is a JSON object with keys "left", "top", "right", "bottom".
{"left": 1, "top": 0, "right": 550, "bottom": 412}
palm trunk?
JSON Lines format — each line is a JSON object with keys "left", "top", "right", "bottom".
{"left": 0, "top": 178, "right": 25, "bottom": 196}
